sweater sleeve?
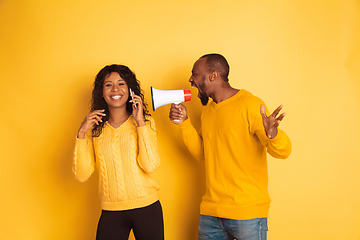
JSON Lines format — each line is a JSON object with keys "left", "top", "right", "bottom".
{"left": 248, "top": 99, "right": 292, "bottom": 159}
{"left": 137, "top": 118, "right": 161, "bottom": 174}
{"left": 72, "top": 131, "right": 96, "bottom": 182}
{"left": 179, "top": 118, "right": 205, "bottom": 162}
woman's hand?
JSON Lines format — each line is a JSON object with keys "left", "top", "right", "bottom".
{"left": 129, "top": 91, "right": 145, "bottom": 127}
{"left": 77, "top": 110, "right": 106, "bottom": 139}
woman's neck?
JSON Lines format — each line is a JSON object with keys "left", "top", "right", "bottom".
{"left": 107, "top": 107, "right": 131, "bottom": 128}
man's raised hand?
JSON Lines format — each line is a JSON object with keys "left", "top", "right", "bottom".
{"left": 260, "top": 105, "right": 286, "bottom": 139}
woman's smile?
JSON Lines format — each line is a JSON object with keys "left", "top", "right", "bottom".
{"left": 110, "top": 94, "right": 123, "bottom": 100}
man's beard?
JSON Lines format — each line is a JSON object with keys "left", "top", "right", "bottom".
{"left": 199, "top": 90, "right": 209, "bottom": 106}
{"left": 197, "top": 75, "right": 209, "bottom": 106}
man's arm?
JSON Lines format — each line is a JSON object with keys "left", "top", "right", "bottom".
{"left": 248, "top": 99, "right": 291, "bottom": 159}
{"left": 258, "top": 104, "right": 292, "bottom": 159}
{"left": 169, "top": 103, "right": 205, "bottom": 161}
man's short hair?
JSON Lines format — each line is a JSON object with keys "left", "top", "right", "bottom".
{"left": 200, "top": 53, "right": 230, "bottom": 82}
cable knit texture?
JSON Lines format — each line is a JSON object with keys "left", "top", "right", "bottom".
{"left": 73, "top": 116, "right": 161, "bottom": 211}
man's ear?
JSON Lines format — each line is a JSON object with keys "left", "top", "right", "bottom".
{"left": 209, "top": 71, "right": 218, "bottom": 81}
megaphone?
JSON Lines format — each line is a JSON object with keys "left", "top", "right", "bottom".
{"left": 151, "top": 87, "right": 191, "bottom": 111}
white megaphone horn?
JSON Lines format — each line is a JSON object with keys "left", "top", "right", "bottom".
{"left": 151, "top": 87, "right": 192, "bottom": 111}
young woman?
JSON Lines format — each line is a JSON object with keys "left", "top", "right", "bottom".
{"left": 73, "top": 64, "right": 164, "bottom": 240}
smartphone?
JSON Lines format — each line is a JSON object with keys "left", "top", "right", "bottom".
{"left": 129, "top": 88, "right": 137, "bottom": 109}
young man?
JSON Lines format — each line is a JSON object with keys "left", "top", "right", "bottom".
{"left": 169, "top": 54, "right": 291, "bottom": 240}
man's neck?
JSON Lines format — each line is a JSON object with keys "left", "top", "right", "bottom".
{"left": 211, "top": 84, "right": 239, "bottom": 104}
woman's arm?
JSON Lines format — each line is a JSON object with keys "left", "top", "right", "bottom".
{"left": 73, "top": 132, "right": 96, "bottom": 182}
{"left": 137, "top": 118, "right": 161, "bottom": 174}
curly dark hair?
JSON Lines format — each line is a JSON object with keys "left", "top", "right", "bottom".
{"left": 91, "top": 64, "right": 151, "bottom": 137}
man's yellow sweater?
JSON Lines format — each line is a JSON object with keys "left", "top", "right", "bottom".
{"left": 73, "top": 116, "right": 161, "bottom": 211}
{"left": 179, "top": 89, "right": 292, "bottom": 220}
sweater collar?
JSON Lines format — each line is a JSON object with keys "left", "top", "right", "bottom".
{"left": 105, "top": 115, "right": 133, "bottom": 131}
{"left": 210, "top": 89, "right": 244, "bottom": 110}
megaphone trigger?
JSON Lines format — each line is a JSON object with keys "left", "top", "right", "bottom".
{"left": 151, "top": 87, "right": 192, "bottom": 111}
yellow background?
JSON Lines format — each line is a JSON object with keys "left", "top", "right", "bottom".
{"left": 1, "top": 0, "right": 359, "bottom": 239}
